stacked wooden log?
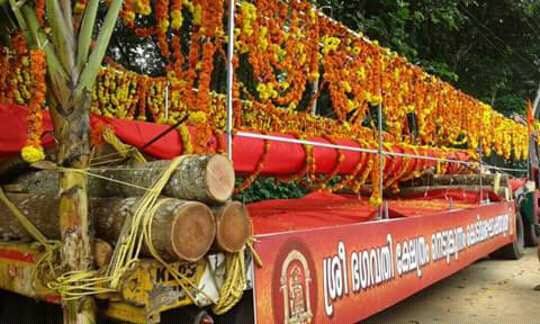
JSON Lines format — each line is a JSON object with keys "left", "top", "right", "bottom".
{"left": 399, "top": 173, "right": 511, "bottom": 199}
{"left": 403, "top": 173, "right": 509, "bottom": 188}
{"left": 0, "top": 154, "right": 252, "bottom": 265}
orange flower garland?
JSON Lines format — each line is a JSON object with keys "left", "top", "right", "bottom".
{"left": 1, "top": 0, "right": 529, "bottom": 194}
{"left": 352, "top": 155, "right": 374, "bottom": 193}
{"left": 120, "top": 0, "right": 136, "bottom": 27}
{"left": 369, "top": 153, "right": 385, "bottom": 206}
{"left": 35, "top": 0, "right": 46, "bottom": 25}
{"left": 310, "top": 135, "right": 345, "bottom": 191}
{"left": 236, "top": 137, "right": 271, "bottom": 192}
{"left": 155, "top": 0, "right": 170, "bottom": 58}
{"left": 0, "top": 48, "right": 9, "bottom": 101}
{"left": 21, "top": 49, "right": 46, "bottom": 163}
{"left": 330, "top": 148, "right": 367, "bottom": 193}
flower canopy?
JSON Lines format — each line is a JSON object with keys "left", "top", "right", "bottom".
{"left": 0, "top": 0, "right": 530, "bottom": 203}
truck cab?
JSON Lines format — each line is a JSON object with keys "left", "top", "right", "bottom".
{"left": 519, "top": 135, "right": 540, "bottom": 246}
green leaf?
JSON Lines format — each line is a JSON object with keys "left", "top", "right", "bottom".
{"left": 76, "top": 0, "right": 122, "bottom": 94}
{"left": 46, "top": 0, "right": 76, "bottom": 78}
{"left": 76, "top": 0, "right": 100, "bottom": 71}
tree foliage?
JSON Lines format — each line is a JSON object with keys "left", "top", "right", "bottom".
{"left": 314, "top": 0, "right": 540, "bottom": 116}
{"left": 234, "top": 177, "right": 308, "bottom": 203}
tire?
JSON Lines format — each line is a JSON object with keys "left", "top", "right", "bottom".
{"left": 524, "top": 215, "right": 539, "bottom": 247}
{"left": 491, "top": 211, "right": 525, "bottom": 260}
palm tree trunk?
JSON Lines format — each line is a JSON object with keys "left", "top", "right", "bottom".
{"left": 53, "top": 97, "right": 95, "bottom": 324}
{"left": 12, "top": 0, "right": 127, "bottom": 321}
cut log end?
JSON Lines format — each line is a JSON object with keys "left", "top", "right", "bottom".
{"left": 205, "top": 155, "right": 235, "bottom": 203}
{"left": 215, "top": 202, "right": 252, "bottom": 253}
{"left": 170, "top": 202, "right": 216, "bottom": 262}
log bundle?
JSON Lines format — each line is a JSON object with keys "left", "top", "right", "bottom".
{"left": 13, "top": 155, "right": 235, "bottom": 205}
{"left": 402, "top": 173, "right": 509, "bottom": 188}
{"left": 0, "top": 193, "right": 216, "bottom": 262}
{"left": 400, "top": 173, "right": 511, "bottom": 199}
{"left": 0, "top": 154, "right": 252, "bottom": 265}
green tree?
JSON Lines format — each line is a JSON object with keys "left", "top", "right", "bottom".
{"left": 314, "top": 0, "right": 540, "bottom": 116}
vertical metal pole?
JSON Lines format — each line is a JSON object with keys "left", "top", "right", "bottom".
{"left": 377, "top": 104, "right": 385, "bottom": 218}
{"left": 527, "top": 140, "right": 532, "bottom": 181}
{"left": 478, "top": 145, "right": 484, "bottom": 204}
{"left": 310, "top": 78, "right": 319, "bottom": 115}
{"left": 225, "top": 0, "right": 236, "bottom": 161}
{"left": 479, "top": 165, "right": 484, "bottom": 204}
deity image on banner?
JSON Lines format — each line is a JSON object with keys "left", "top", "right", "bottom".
{"left": 280, "top": 249, "right": 313, "bottom": 324}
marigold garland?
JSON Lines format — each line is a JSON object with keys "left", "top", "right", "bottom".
{"left": 236, "top": 137, "right": 271, "bottom": 192}
{"left": 170, "top": 0, "right": 183, "bottom": 30}
{"left": 1, "top": 0, "right": 529, "bottom": 194}
{"left": 328, "top": 137, "right": 375, "bottom": 193}
{"left": 155, "top": 0, "right": 171, "bottom": 58}
{"left": 369, "top": 153, "right": 385, "bottom": 207}
{"left": 35, "top": 0, "right": 46, "bottom": 25}
{"left": 310, "top": 135, "right": 345, "bottom": 191}
{"left": 353, "top": 156, "right": 374, "bottom": 193}
{"left": 21, "top": 49, "right": 46, "bottom": 163}
{"left": 178, "top": 125, "right": 193, "bottom": 154}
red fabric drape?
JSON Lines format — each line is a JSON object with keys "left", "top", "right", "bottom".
{"left": 248, "top": 191, "right": 481, "bottom": 234}
{"left": 0, "top": 104, "right": 474, "bottom": 179}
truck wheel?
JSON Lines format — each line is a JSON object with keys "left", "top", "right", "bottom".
{"left": 491, "top": 211, "right": 525, "bottom": 260}
{"left": 524, "top": 216, "right": 539, "bottom": 247}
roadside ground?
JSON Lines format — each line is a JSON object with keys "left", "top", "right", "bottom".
{"left": 365, "top": 248, "right": 540, "bottom": 323}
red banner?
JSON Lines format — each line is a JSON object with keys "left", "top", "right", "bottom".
{"left": 252, "top": 202, "right": 515, "bottom": 323}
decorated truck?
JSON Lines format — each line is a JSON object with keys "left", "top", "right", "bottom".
{"left": 0, "top": 0, "right": 533, "bottom": 323}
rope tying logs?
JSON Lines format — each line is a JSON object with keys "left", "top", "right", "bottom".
{"left": 1, "top": 157, "right": 255, "bottom": 312}
{"left": 48, "top": 156, "right": 206, "bottom": 301}
{"left": 0, "top": 128, "right": 255, "bottom": 311}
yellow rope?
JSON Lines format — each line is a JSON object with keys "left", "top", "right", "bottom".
{"left": 212, "top": 235, "right": 265, "bottom": 314}
{"left": 142, "top": 198, "right": 212, "bottom": 304}
{"left": 48, "top": 156, "right": 207, "bottom": 302}
{"left": 61, "top": 168, "right": 151, "bottom": 192}
{"left": 91, "top": 156, "right": 132, "bottom": 167}
{"left": 246, "top": 238, "right": 263, "bottom": 268}
{"left": 104, "top": 154, "right": 210, "bottom": 302}
{"left": 0, "top": 187, "right": 53, "bottom": 248}
{"left": 211, "top": 236, "right": 264, "bottom": 313}
{"left": 212, "top": 250, "right": 247, "bottom": 315}
{"left": 94, "top": 127, "right": 147, "bottom": 165}
{"left": 48, "top": 270, "right": 116, "bottom": 300}
{"left": 106, "top": 156, "right": 187, "bottom": 286}
{"left": 2, "top": 156, "right": 250, "bottom": 311}
{"left": 0, "top": 187, "right": 61, "bottom": 285}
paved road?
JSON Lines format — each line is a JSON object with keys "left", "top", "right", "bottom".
{"left": 365, "top": 248, "right": 540, "bottom": 323}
